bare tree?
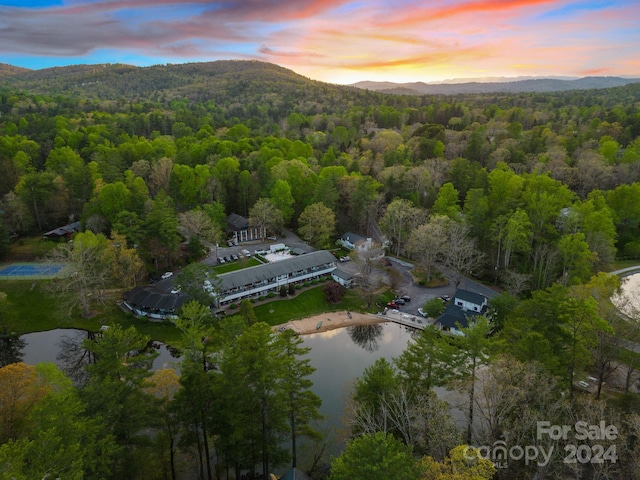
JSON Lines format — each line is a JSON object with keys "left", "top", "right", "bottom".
{"left": 46, "top": 232, "right": 111, "bottom": 317}
{"left": 406, "top": 216, "right": 448, "bottom": 282}
{"left": 178, "top": 209, "right": 222, "bottom": 245}
{"left": 249, "top": 198, "right": 283, "bottom": 240}
{"left": 149, "top": 157, "right": 173, "bottom": 196}
{"left": 379, "top": 198, "right": 421, "bottom": 257}
{"left": 441, "top": 220, "right": 484, "bottom": 287}
{"left": 500, "top": 269, "right": 531, "bottom": 297}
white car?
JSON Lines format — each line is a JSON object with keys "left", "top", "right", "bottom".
{"left": 161, "top": 271, "right": 173, "bottom": 280}
{"left": 418, "top": 308, "right": 426, "bottom": 317}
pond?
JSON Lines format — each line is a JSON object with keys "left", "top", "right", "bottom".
{"left": 300, "top": 322, "right": 466, "bottom": 456}
{"left": 2, "top": 328, "right": 179, "bottom": 373}
{"left": 8, "top": 322, "right": 465, "bottom": 457}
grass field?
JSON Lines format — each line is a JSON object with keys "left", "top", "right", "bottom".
{"left": 251, "top": 286, "right": 366, "bottom": 326}
{"left": 0, "top": 277, "right": 364, "bottom": 344}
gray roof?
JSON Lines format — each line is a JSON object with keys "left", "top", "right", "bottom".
{"left": 218, "top": 250, "right": 336, "bottom": 291}
{"left": 437, "top": 303, "right": 482, "bottom": 330}
{"left": 454, "top": 288, "right": 487, "bottom": 306}
{"left": 331, "top": 269, "right": 352, "bottom": 281}
{"left": 341, "top": 231, "right": 367, "bottom": 244}
{"left": 123, "top": 286, "right": 189, "bottom": 312}
{"left": 227, "top": 213, "right": 249, "bottom": 231}
{"left": 43, "top": 221, "right": 81, "bottom": 238}
{"left": 281, "top": 468, "right": 312, "bottom": 480}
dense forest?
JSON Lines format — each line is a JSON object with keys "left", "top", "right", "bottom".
{"left": 1, "top": 60, "right": 640, "bottom": 479}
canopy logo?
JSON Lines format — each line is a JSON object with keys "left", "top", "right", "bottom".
{"left": 464, "top": 420, "right": 618, "bottom": 469}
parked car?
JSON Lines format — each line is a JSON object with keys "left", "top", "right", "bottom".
{"left": 418, "top": 307, "right": 426, "bottom": 317}
{"left": 440, "top": 294, "right": 451, "bottom": 303}
{"left": 218, "top": 257, "right": 225, "bottom": 264}
{"left": 394, "top": 298, "right": 406, "bottom": 305}
{"left": 339, "top": 256, "right": 350, "bottom": 262}
{"left": 231, "top": 254, "right": 238, "bottom": 261}
{"left": 400, "top": 295, "right": 411, "bottom": 302}
{"left": 161, "top": 271, "right": 173, "bottom": 280}
{"left": 387, "top": 301, "right": 400, "bottom": 309}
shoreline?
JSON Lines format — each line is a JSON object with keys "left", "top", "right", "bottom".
{"left": 274, "top": 310, "right": 385, "bottom": 335}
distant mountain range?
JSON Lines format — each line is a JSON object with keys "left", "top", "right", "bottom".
{"left": 351, "top": 77, "right": 640, "bottom": 95}
{"left": 1, "top": 60, "right": 639, "bottom": 102}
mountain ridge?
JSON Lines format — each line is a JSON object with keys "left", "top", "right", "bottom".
{"left": 351, "top": 76, "right": 640, "bottom": 95}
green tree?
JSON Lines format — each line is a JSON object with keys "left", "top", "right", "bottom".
{"left": 432, "top": 182, "right": 461, "bottom": 219}
{"left": 456, "top": 317, "right": 493, "bottom": 444}
{"left": 297, "top": 202, "right": 336, "bottom": 249}
{"left": 249, "top": 197, "right": 284, "bottom": 240}
{"left": 380, "top": 198, "right": 421, "bottom": 257}
{"left": 328, "top": 432, "right": 420, "bottom": 480}
{"left": 271, "top": 179, "right": 295, "bottom": 224}
{"left": 420, "top": 445, "right": 496, "bottom": 480}
{"left": 395, "top": 326, "right": 462, "bottom": 393}
{"left": 175, "top": 263, "right": 218, "bottom": 307}
{"left": 0, "top": 363, "right": 119, "bottom": 480}
{"left": 215, "top": 322, "right": 290, "bottom": 477}
{"left": 80, "top": 325, "right": 157, "bottom": 477}
{"left": 142, "top": 192, "right": 181, "bottom": 271}
{"left": 279, "top": 329, "right": 322, "bottom": 468}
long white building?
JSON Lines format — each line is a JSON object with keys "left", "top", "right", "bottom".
{"left": 216, "top": 250, "right": 337, "bottom": 305}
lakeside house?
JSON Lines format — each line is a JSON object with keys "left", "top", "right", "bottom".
{"left": 435, "top": 288, "right": 488, "bottom": 336}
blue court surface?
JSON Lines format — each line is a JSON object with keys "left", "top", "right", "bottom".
{"left": 0, "top": 263, "right": 66, "bottom": 277}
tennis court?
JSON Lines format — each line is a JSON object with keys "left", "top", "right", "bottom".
{"left": 0, "top": 263, "right": 66, "bottom": 278}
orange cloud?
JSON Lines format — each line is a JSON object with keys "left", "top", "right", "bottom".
{"left": 377, "top": 0, "right": 562, "bottom": 27}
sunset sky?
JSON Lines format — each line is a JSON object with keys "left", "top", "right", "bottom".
{"left": 1, "top": 0, "right": 639, "bottom": 85}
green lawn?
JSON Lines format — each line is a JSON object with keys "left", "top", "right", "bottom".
{"left": 212, "top": 257, "right": 262, "bottom": 274}
{"left": 0, "top": 280, "right": 181, "bottom": 344}
{"left": 0, "top": 278, "right": 370, "bottom": 344}
{"left": 250, "top": 285, "right": 366, "bottom": 326}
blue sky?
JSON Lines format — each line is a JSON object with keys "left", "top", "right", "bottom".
{"left": 1, "top": 0, "right": 639, "bottom": 84}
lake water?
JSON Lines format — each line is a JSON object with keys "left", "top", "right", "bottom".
{"left": 7, "top": 328, "right": 180, "bottom": 372}
{"left": 11, "top": 322, "right": 464, "bottom": 458}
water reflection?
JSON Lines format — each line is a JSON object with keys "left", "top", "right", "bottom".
{"left": 17, "top": 329, "right": 180, "bottom": 373}
{"left": 0, "top": 334, "right": 26, "bottom": 367}
{"left": 56, "top": 330, "right": 96, "bottom": 386}
{"left": 347, "top": 324, "right": 384, "bottom": 352}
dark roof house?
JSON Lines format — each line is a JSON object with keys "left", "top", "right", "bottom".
{"left": 436, "top": 288, "right": 488, "bottom": 335}
{"left": 227, "top": 213, "right": 249, "bottom": 232}
{"left": 43, "top": 221, "right": 81, "bottom": 240}
{"left": 123, "top": 286, "right": 189, "bottom": 320}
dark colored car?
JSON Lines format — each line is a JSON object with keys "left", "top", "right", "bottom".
{"left": 400, "top": 295, "right": 411, "bottom": 302}
{"left": 394, "top": 298, "right": 406, "bottom": 305}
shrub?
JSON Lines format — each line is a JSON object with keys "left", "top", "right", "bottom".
{"left": 267, "top": 292, "right": 275, "bottom": 298}
{"left": 312, "top": 279, "right": 318, "bottom": 285}
{"left": 304, "top": 281, "right": 311, "bottom": 287}
{"left": 295, "top": 284, "right": 303, "bottom": 290}
{"left": 280, "top": 285, "right": 288, "bottom": 297}
{"left": 259, "top": 295, "right": 265, "bottom": 301}
{"left": 323, "top": 282, "right": 346, "bottom": 304}
{"left": 288, "top": 283, "right": 296, "bottom": 296}
{"left": 229, "top": 303, "right": 237, "bottom": 309}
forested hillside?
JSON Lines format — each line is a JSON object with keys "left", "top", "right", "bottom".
{"left": 2, "top": 60, "right": 640, "bottom": 479}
